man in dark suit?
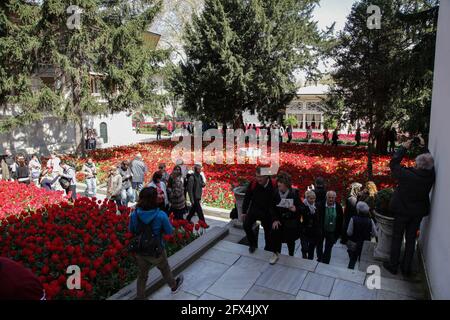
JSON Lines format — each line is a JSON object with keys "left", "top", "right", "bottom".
{"left": 316, "top": 191, "right": 344, "bottom": 264}
{"left": 383, "top": 136, "right": 435, "bottom": 276}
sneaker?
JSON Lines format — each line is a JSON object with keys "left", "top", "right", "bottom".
{"left": 269, "top": 253, "right": 279, "bottom": 265}
{"left": 249, "top": 246, "right": 256, "bottom": 254}
{"left": 171, "top": 275, "right": 184, "bottom": 294}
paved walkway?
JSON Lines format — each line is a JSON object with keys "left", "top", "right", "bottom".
{"left": 147, "top": 238, "right": 426, "bottom": 300}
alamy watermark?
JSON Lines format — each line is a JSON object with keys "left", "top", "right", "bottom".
{"left": 66, "top": 5, "right": 83, "bottom": 30}
{"left": 367, "top": 5, "right": 382, "bottom": 30}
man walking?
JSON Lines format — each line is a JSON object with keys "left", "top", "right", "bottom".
{"left": 186, "top": 163, "right": 209, "bottom": 227}
{"left": 156, "top": 124, "right": 162, "bottom": 141}
{"left": 383, "top": 136, "right": 435, "bottom": 276}
{"left": 81, "top": 158, "right": 97, "bottom": 197}
{"left": 118, "top": 160, "right": 134, "bottom": 206}
{"left": 317, "top": 191, "right": 344, "bottom": 264}
{"left": 286, "top": 124, "right": 293, "bottom": 143}
{"left": 242, "top": 167, "right": 277, "bottom": 253}
{"left": 130, "top": 153, "right": 148, "bottom": 201}
{"left": 332, "top": 129, "right": 339, "bottom": 147}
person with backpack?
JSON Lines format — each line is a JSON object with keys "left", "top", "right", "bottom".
{"left": 167, "top": 165, "right": 187, "bottom": 220}
{"left": 270, "top": 171, "right": 302, "bottom": 264}
{"left": 147, "top": 171, "right": 169, "bottom": 213}
{"left": 341, "top": 182, "right": 363, "bottom": 244}
{"left": 60, "top": 161, "right": 77, "bottom": 201}
{"left": 242, "top": 166, "right": 278, "bottom": 254}
{"left": 186, "top": 163, "right": 209, "bottom": 227}
{"left": 128, "top": 187, "right": 184, "bottom": 299}
{"left": 346, "top": 202, "right": 377, "bottom": 269}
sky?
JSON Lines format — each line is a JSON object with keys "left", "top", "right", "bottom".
{"left": 313, "top": 0, "right": 358, "bottom": 32}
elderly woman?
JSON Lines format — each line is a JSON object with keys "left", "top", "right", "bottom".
{"left": 346, "top": 202, "right": 377, "bottom": 269}
{"left": 341, "top": 182, "right": 363, "bottom": 244}
{"left": 270, "top": 171, "right": 302, "bottom": 264}
{"left": 299, "top": 190, "right": 320, "bottom": 260}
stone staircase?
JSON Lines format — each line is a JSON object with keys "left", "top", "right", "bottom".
{"left": 213, "top": 226, "right": 428, "bottom": 300}
{"left": 145, "top": 225, "right": 428, "bottom": 300}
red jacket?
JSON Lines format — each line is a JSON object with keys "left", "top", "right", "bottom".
{"left": 0, "top": 257, "right": 45, "bottom": 300}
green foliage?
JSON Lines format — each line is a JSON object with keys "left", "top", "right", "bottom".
{"left": 0, "top": 0, "right": 169, "bottom": 153}
{"left": 375, "top": 188, "right": 394, "bottom": 216}
{"left": 171, "top": 0, "right": 332, "bottom": 125}
{"left": 284, "top": 116, "right": 298, "bottom": 127}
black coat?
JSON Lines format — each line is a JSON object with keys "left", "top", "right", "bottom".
{"left": 299, "top": 202, "right": 321, "bottom": 240}
{"left": 314, "top": 186, "right": 327, "bottom": 205}
{"left": 342, "top": 196, "right": 358, "bottom": 242}
{"left": 242, "top": 179, "right": 277, "bottom": 219}
{"left": 389, "top": 147, "right": 435, "bottom": 218}
{"left": 316, "top": 202, "right": 344, "bottom": 239}
{"left": 273, "top": 188, "right": 302, "bottom": 242}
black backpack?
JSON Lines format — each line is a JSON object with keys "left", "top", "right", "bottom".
{"left": 128, "top": 215, "right": 162, "bottom": 258}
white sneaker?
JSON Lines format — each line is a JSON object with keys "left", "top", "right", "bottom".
{"left": 269, "top": 253, "right": 279, "bottom": 265}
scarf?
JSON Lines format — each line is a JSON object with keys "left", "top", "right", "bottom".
{"left": 303, "top": 198, "right": 316, "bottom": 215}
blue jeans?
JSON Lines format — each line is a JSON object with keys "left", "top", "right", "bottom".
{"left": 121, "top": 186, "right": 134, "bottom": 206}
{"left": 85, "top": 178, "right": 97, "bottom": 197}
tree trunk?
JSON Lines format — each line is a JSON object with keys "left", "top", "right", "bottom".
{"left": 72, "top": 73, "right": 86, "bottom": 157}
{"left": 367, "top": 139, "right": 374, "bottom": 181}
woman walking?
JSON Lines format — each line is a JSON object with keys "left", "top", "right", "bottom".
{"left": 128, "top": 187, "right": 184, "bottom": 299}
{"left": 270, "top": 171, "right": 301, "bottom": 264}
{"left": 167, "top": 165, "right": 187, "bottom": 220}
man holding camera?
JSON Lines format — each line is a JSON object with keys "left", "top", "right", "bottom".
{"left": 383, "top": 135, "right": 435, "bottom": 277}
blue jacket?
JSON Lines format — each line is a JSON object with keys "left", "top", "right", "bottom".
{"left": 128, "top": 207, "right": 173, "bottom": 247}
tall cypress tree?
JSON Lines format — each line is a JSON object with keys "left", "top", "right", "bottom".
{"left": 172, "top": 0, "right": 329, "bottom": 127}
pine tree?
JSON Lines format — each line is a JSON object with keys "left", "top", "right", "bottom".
{"left": 172, "top": 0, "right": 329, "bottom": 128}
{"left": 1, "top": 0, "right": 168, "bottom": 155}
{"left": 324, "top": 0, "right": 438, "bottom": 179}
{"left": 0, "top": 0, "right": 44, "bottom": 131}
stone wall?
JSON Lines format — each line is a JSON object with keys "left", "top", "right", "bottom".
{"left": 419, "top": 0, "right": 450, "bottom": 300}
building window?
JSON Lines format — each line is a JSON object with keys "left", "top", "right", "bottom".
{"left": 100, "top": 122, "right": 108, "bottom": 143}
{"left": 90, "top": 77, "right": 100, "bottom": 95}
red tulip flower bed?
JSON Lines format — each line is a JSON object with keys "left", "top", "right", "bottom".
{"left": 66, "top": 141, "right": 413, "bottom": 209}
{"left": 0, "top": 181, "right": 65, "bottom": 220}
{"left": 0, "top": 194, "right": 206, "bottom": 299}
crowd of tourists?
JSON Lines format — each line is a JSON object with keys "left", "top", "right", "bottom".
{"left": 239, "top": 135, "right": 434, "bottom": 276}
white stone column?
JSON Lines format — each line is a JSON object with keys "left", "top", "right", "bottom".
{"left": 419, "top": 0, "right": 450, "bottom": 300}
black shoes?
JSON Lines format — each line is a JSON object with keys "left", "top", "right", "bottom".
{"left": 249, "top": 246, "right": 256, "bottom": 254}
{"left": 383, "top": 262, "right": 398, "bottom": 275}
{"left": 171, "top": 274, "right": 184, "bottom": 294}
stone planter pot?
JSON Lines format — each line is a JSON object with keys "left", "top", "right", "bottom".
{"left": 373, "top": 211, "right": 395, "bottom": 261}
{"left": 233, "top": 185, "right": 248, "bottom": 228}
